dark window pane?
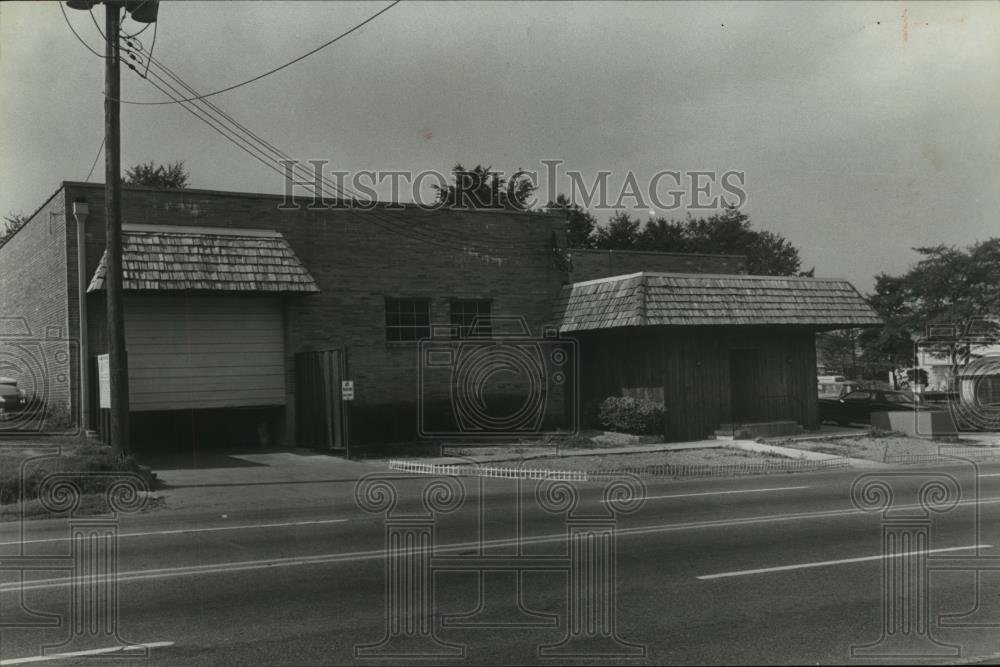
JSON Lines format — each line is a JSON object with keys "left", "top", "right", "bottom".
{"left": 386, "top": 298, "right": 431, "bottom": 342}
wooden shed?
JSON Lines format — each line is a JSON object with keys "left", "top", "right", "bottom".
{"left": 551, "top": 272, "right": 882, "bottom": 441}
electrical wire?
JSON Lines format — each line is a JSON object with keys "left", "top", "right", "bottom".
{"left": 59, "top": 2, "right": 103, "bottom": 58}
{"left": 121, "top": 20, "right": 152, "bottom": 39}
{"left": 89, "top": 7, "right": 106, "bottom": 41}
{"left": 143, "top": 20, "right": 157, "bottom": 78}
{"left": 118, "top": 35, "right": 522, "bottom": 251}
{"left": 85, "top": 136, "right": 106, "bottom": 183}
{"left": 119, "top": 53, "right": 492, "bottom": 253}
{"left": 116, "top": 1, "right": 401, "bottom": 106}
{"left": 121, "top": 0, "right": 154, "bottom": 37}
{"left": 120, "top": 40, "right": 518, "bottom": 250}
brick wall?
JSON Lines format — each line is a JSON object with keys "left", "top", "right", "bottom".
{"left": 568, "top": 248, "right": 745, "bottom": 282}
{"left": 0, "top": 189, "right": 74, "bottom": 428}
{"left": 64, "top": 182, "right": 568, "bottom": 445}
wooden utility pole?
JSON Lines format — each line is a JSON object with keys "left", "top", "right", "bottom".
{"left": 105, "top": 2, "right": 130, "bottom": 458}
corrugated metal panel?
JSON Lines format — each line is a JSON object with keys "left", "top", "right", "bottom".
{"left": 125, "top": 295, "right": 286, "bottom": 411}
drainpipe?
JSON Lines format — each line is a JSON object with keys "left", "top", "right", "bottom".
{"left": 72, "top": 200, "right": 90, "bottom": 435}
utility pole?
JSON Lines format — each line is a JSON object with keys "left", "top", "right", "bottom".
{"left": 67, "top": 1, "right": 158, "bottom": 457}
{"left": 104, "top": 2, "right": 130, "bottom": 459}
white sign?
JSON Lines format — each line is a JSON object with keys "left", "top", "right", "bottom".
{"left": 341, "top": 380, "right": 354, "bottom": 401}
{"left": 97, "top": 354, "right": 110, "bottom": 409}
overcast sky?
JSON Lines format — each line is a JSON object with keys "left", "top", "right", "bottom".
{"left": 1, "top": 1, "right": 997, "bottom": 292}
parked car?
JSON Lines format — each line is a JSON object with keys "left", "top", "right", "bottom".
{"left": 920, "top": 390, "right": 959, "bottom": 405}
{"left": 817, "top": 380, "right": 862, "bottom": 399}
{"left": 818, "top": 389, "right": 934, "bottom": 426}
{"left": 0, "top": 377, "right": 27, "bottom": 420}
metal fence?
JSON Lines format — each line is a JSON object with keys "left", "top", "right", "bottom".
{"left": 388, "top": 460, "right": 587, "bottom": 481}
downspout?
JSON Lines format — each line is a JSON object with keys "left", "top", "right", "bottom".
{"left": 72, "top": 200, "right": 90, "bottom": 436}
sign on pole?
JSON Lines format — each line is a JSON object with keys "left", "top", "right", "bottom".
{"left": 341, "top": 380, "right": 355, "bottom": 401}
{"left": 97, "top": 354, "right": 111, "bottom": 409}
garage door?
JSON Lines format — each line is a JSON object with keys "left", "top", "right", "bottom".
{"left": 125, "top": 295, "right": 286, "bottom": 411}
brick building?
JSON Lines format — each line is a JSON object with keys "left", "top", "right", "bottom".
{"left": 0, "top": 181, "right": 879, "bottom": 448}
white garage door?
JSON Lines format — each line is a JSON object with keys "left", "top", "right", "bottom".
{"left": 125, "top": 295, "right": 286, "bottom": 412}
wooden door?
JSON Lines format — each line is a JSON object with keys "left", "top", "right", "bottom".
{"left": 729, "top": 349, "right": 760, "bottom": 423}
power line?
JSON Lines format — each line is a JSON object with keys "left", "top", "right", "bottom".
{"left": 88, "top": 6, "right": 107, "bottom": 41}
{"left": 121, "top": 20, "right": 152, "bottom": 39}
{"left": 143, "top": 19, "right": 157, "bottom": 78}
{"left": 121, "top": 41, "right": 518, "bottom": 251}
{"left": 121, "top": 0, "right": 154, "bottom": 38}
{"left": 85, "top": 136, "right": 106, "bottom": 182}
{"left": 59, "top": 1, "right": 103, "bottom": 58}
{"left": 119, "top": 54, "right": 488, "bottom": 253}
{"left": 116, "top": 1, "right": 401, "bottom": 106}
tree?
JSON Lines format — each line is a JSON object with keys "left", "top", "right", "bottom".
{"left": 816, "top": 328, "right": 859, "bottom": 376}
{"left": 547, "top": 194, "right": 597, "bottom": 249}
{"left": 588, "top": 204, "right": 804, "bottom": 275}
{"left": 433, "top": 164, "right": 535, "bottom": 210}
{"left": 592, "top": 211, "right": 641, "bottom": 250}
{"left": 857, "top": 239, "right": 1000, "bottom": 379}
{"left": 123, "top": 160, "right": 189, "bottom": 189}
{"left": 0, "top": 212, "right": 28, "bottom": 248}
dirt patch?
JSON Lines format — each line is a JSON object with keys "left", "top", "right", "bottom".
{"left": 515, "top": 447, "right": 789, "bottom": 472}
{"left": 0, "top": 436, "right": 159, "bottom": 521}
{"left": 772, "top": 434, "right": 1000, "bottom": 463}
{"left": 441, "top": 430, "right": 663, "bottom": 459}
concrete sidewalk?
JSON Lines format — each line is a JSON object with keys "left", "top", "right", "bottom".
{"left": 408, "top": 438, "right": 889, "bottom": 469}
{"left": 149, "top": 450, "right": 388, "bottom": 513}
{"left": 419, "top": 440, "right": 723, "bottom": 466}
{"left": 146, "top": 437, "right": 894, "bottom": 514}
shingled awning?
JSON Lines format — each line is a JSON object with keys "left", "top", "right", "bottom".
{"left": 551, "top": 272, "right": 882, "bottom": 332}
{"left": 87, "top": 225, "right": 319, "bottom": 293}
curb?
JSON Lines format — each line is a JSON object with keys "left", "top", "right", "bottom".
{"left": 388, "top": 455, "right": 852, "bottom": 482}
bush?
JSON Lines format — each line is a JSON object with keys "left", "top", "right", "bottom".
{"left": 597, "top": 396, "right": 665, "bottom": 436}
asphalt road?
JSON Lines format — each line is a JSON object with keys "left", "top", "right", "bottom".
{"left": 3, "top": 462, "right": 1000, "bottom": 665}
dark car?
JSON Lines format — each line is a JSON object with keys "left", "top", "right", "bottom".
{"left": 0, "top": 377, "right": 27, "bottom": 420}
{"left": 818, "top": 389, "right": 932, "bottom": 426}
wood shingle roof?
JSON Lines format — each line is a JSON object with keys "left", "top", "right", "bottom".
{"left": 552, "top": 272, "right": 882, "bottom": 332}
{"left": 87, "top": 227, "right": 319, "bottom": 293}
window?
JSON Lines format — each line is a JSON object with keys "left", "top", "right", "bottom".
{"left": 885, "top": 392, "right": 914, "bottom": 404}
{"left": 450, "top": 299, "right": 492, "bottom": 338}
{"left": 385, "top": 298, "right": 430, "bottom": 342}
{"left": 842, "top": 391, "right": 871, "bottom": 402}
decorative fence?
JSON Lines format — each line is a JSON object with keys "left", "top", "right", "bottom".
{"left": 389, "top": 456, "right": 849, "bottom": 482}
{"left": 388, "top": 460, "right": 587, "bottom": 481}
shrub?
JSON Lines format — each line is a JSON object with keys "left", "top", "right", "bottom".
{"left": 867, "top": 426, "right": 905, "bottom": 438}
{"left": 597, "top": 396, "right": 665, "bottom": 436}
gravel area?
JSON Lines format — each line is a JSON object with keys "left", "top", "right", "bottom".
{"left": 442, "top": 431, "right": 664, "bottom": 458}
{"left": 775, "top": 434, "right": 1000, "bottom": 462}
{"left": 512, "top": 447, "right": 787, "bottom": 471}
